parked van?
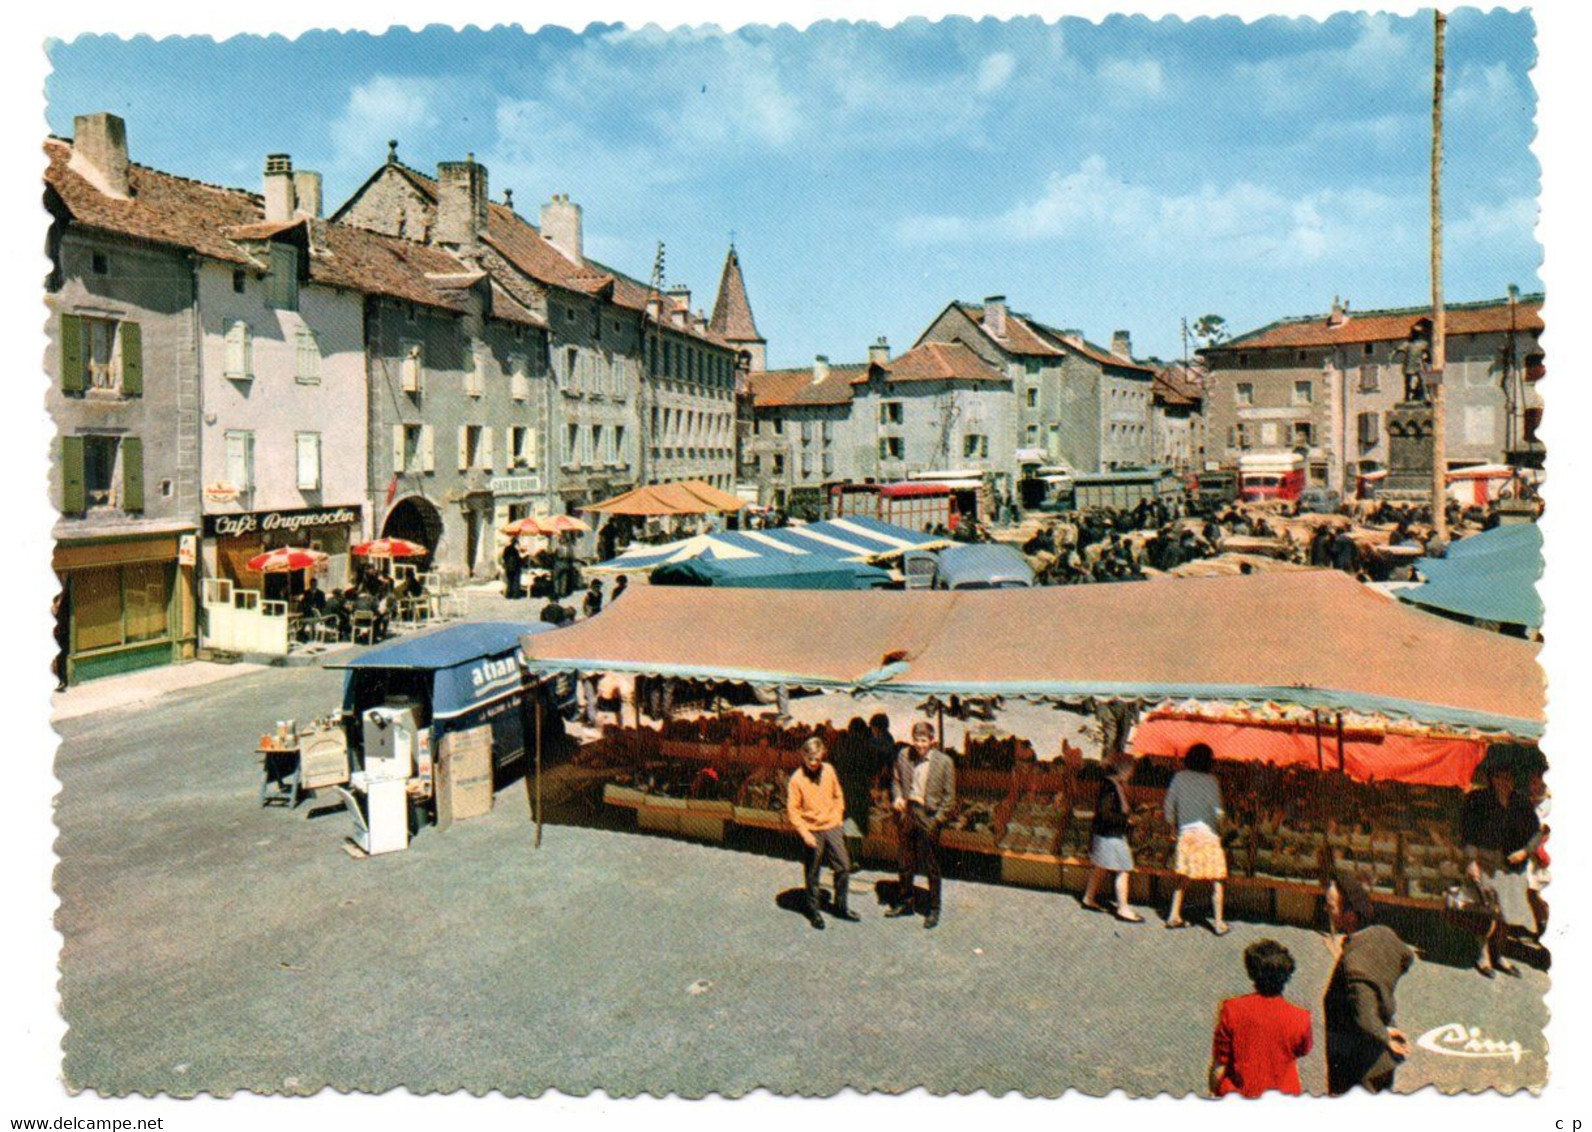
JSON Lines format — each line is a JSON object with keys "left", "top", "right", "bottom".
{"left": 932, "top": 543, "right": 1036, "bottom": 590}
{"left": 1238, "top": 452, "right": 1306, "bottom": 503}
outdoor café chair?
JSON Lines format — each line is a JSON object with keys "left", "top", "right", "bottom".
{"left": 351, "top": 610, "right": 378, "bottom": 645}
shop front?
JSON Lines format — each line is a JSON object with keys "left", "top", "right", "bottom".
{"left": 53, "top": 523, "right": 198, "bottom": 685}
{"left": 204, "top": 504, "right": 364, "bottom": 600}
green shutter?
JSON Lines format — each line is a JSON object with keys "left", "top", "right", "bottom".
{"left": 122, "top": 437, "right": 144, "bottom": 512}
{"left": 119, "top": 322, "right": 143, "bottom": 396}
{"left": 60, "top": 314, "right": 85, "bottom": 394}
{"left": 61, "top": 436, "right": 85, "bottom": 513}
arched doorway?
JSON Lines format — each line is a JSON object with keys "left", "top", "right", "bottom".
{"left": 382, "top": 495, "right": 444, "bottom": 565}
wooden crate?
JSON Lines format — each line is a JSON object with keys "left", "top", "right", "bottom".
{"left": 603, "top": 784, "right": 646, "bottom": 809}
{"left": 1001, "top": 852, "right": 1064, "bottom": 890}
{"left": 1275, "top": 886, "right": 1321, "bottom": 927}
{"left": 637, "top": 806, "right": 683, "bottom": 834}
{"left": 678, "top": 812, "right": 728, "bottom": 842}
{"left": 685, "top": 798, "right": 734, "bottom": 817}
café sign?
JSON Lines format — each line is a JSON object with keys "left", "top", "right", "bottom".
{"left": 204, "top": 505, "right": 362, "bottom": 539}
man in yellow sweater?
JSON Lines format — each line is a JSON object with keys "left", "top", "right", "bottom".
{"left": 787, "top": 737, "right": 861, "bottom": 929}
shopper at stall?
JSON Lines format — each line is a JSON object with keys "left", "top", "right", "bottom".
{"left": 1081, "top": 753, "right": 1143, "bottom": 922}
{"left": 886, "top": 721, "right": 957, "bottom": 929}
{"left": 1209, "top": 940, "right": 1313, "bottom": 1098}
{"left": 832, "top": 717, "right": 879, "bottom": 869}
{"left": 1323, "top": 871, "right": 1414, "bottom": 1095}
{"left": 1460, "top": 757, "right": 1542, "bottom": 978}
{"left": 1165, "top": 743, "right": 1229, "bottom": 935}
{"left": 582, "top": 579, "right": 605, "bottom": 619}
{"left": 786, "top": 737, "right": 858, "bottom": 930}
{"left": 501, "top": 539, "right": 524, "bottom": 599}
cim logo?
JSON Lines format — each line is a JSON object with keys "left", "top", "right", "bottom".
{"left": 1416, "top": 1023, "right": 1527, "bottom": 1064}
{"left": 470, "top": 654, "right": 522, "bottom": 695}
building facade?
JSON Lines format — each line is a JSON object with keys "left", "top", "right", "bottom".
{"left": 1151, "top": 363, "right": 1207, "bottom": 474}
{"left": 742, "top": 356, "right": 865, "bottom": 513}
{"left": 1201, "top": 294, "right": 1545, "bottom": 491}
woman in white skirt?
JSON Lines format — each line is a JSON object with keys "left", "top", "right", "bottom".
{"left": 1082, "top": 753, "right": 1143, "bottom": 922}
{"left": 1165, "top": 743, "right": 1229, "bottom": 935}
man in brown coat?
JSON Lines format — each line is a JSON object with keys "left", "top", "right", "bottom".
{"left": 886, "top": 721, "right": 957, "bottom": 929}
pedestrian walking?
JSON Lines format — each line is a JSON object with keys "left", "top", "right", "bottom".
{"left": 1164, "top": 743, "right": 1229, "bottom": 935}
{"left": 1460, "top": 754, "right": 1542, "bottom": 977}
{"left": 1209, "top": 940, "right": 1313, "bottom": 1097}
{"left": 1081, "top": 752, "right": 1143, "bottom": 922}
{"left": 885, "top": 720, "right": 956, "bottom": 929}
{"left": 501, "top": 539, "right": 524, "bottom": 599}
{"left": 1323, "top": 871, "right": 1413, "bottom": 1095}
{"left": 786, "top": 737, "right": 859, "bottom": 930}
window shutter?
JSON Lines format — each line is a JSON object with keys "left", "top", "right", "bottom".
{"left": 122, "top": 436, "right": 144, "bottom": 512}
{"left": 525, "top": 427, "right": 538, "bottom": 468}
{"left": 61, "top": 435, "right": 85, "bottom": 513}
{"left": 392, "top": 425, "right": 407, "bottom": 472}
{"left": 480, "top": 427, "right": 494, "bottom": 470}
{"left": 297, "top": 434, "right": 321, "bottom": 490}
{"left": 119, "top": 322, "right": 143, "bottom": 396}
{"left": 60, "top": 314, "right": 85, "bottom": 394}
{"left": 420, "top": 426, "right": 436, "bottom": 472}
{"left": 457, "top": 426, "right": 470, "bottom": 472}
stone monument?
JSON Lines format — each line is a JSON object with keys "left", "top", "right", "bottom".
{"left": 1382, "top": 320, "right": 1437, "bottom": 500}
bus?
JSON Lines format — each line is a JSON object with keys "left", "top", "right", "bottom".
{"left": 829, "top": 481, "right": 957, "bottom": 532}
{"left": 1238, "top": 452, "right": 1306, "bottom": 504}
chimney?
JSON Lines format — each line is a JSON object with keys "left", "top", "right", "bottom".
{"left": 263, "top": 154, "right": 296, "bottom": 223}
{"left": 1111, "top": 330, "right": 1133, "bottom": 360}
{"left": 813, "top": 355, "right": 830, "bottom": 384}
{"left": 291, "top": 169, "right": 323, "bottom": 219}
{"left": 541, "top": 192, "right": 583, "bottom": 263}
{"left": 645, "top": 295, "right": 662, "bottom": 321}
{"left": 503, "top": 187, "right": 514, "bottom": 210}
{"left": 435, "top": 156, "right": 489, "bottom": 255}
{"left": 983, "top": 295, "right": 1007, "bottom": 337}
{"left": 666, "top": 283, "right": 692, "bottom": 312}
{"left": 693, "top": 311, "right": 709, "bottom": 335}
{"left": 1327, "top": 294, "right": 1347, "bottom": 328}
{"left": 868, "top": 336, "right": 891, "bottom": 366}
{"left": 71, "top": 113, "right": 131, "bottom": 199}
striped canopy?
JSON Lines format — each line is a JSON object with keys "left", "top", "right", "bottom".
{"left": 587, "top": 516, "right": 946, "bottom": 575}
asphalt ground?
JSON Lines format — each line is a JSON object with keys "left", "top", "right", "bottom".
{"left": 54, "top": 595, "right": 1549, "bottom": 1097}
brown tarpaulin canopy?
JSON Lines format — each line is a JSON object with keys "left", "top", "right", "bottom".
{"left": 581, "top": 479, "right": 750, "bottom": 516}
{"left": 523, "top": 571, "right": 1543, "bottom": 737}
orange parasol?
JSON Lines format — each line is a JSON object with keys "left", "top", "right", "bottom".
{"left": 351, "top": 537, "right": 428, "bottom": 558}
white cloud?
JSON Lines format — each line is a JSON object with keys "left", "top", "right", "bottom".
{"left": 1098, "top": 58, "right": 1164, "bottom": 99}
{"left": 896, "top": 154, "right": 1420, "bottom": 270}
{"left": 977, "top": 52, "right": 1017, "bottom": 93}
{"left": 330, "top": 76, "right": 437, "bottom": 168}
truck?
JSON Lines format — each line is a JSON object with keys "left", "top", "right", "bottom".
{"left": 1238, "top": 452, "right": 1306, "bottom": 504}
{"left": 830, "top": 481, "right": 957, "bottom": 532}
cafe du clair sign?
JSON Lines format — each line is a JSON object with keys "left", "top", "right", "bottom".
{"left": 204, "top": 505, "right": 363, "bottom": 539}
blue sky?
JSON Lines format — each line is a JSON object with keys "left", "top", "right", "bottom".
{"left": 47, "top": 11, "right": 1538, "bottom": 365}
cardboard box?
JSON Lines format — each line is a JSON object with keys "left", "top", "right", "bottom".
{"left": 436, "top": 725, "right": 493, "bottom": 831}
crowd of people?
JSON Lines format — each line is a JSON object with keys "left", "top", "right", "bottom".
{"left": 292, "top": 568, "right": 431, "bottom": 644}
{"left": 779, "top": 724, "right": 1546, "bottom": 1097}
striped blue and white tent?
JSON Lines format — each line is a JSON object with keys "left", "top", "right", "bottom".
{"left": 588, "top": 515, "right": 946, "bottom": 575}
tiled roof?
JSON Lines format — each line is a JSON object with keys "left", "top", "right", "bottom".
{"left": 957, "top": 301, "right": 1157, "bottom": 374}
{"left": 884, "top": 340, "right": 1011, "bottom": 385}
{"left": 1213, "top": 295, "right": 1545, "bottom": 351}
{"left": 709, "top": 247, "right": 763, "bottom": 342}
{"left": 45, "top": 138, "right": 515, "bottom": 319}
{"left": 746, "top": 364, "right": 863, "bottom": 408}
{"left": 1153, "top": 363, "right": 1205, "bottom": 407}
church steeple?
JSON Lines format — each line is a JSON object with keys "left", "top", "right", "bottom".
{"left": 710, "top": 244, "right": 766, "bottom": 371}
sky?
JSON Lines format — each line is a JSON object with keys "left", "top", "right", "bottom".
{"left": 46, "top": 11, "right": 1539, "bottom": 366}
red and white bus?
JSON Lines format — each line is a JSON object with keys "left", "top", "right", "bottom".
{"left": 1238, "top": 452, "right": 1306, "bottom": 503}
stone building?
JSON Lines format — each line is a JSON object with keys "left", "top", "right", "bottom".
{"left": 1200, "top": 294, "right": 1545, "bottom": 491}
{"left": 741, "top": 355, "right": 866, "bottom": 514}
{"left": 916, "top": 298, "right": 1158, "bottom": 473}
{"left": 334, "top": 151, "right": 741, "bottom": 538}
{"left": 44, "top": 115, "right": 203, "bottom": 683}
{"left": 1151, "top": 362, "right": 1207, "bottom": 474}
{"left": 710, "top": 245, "right": 767, "bottom": 372}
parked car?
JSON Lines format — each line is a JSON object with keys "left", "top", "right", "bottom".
{"left": 1297, "top": 486, "right": 1343, "bottom": 514}
{"left": 932, "top": 543, "right": 1036, "bottom": 590}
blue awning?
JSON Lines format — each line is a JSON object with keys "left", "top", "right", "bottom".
{"left": 1398, "top": 524, "right": 1543, "bottom": 630}
{"left": 589, "top": 516, "right": 944, "bottom": 574}
{"left": 651, "top": 551, "right": 892, "bottom": 589}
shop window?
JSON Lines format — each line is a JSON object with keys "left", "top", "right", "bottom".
{"left": 295, "top": 432, "right": 322, "bottom": 491}
{"left": 265, "top": 244, "right": 299, "bottom": 311}
{"left": 123, "top": 560, "right": 171, "bottom": 643}
{"left": 59, "top": 314, "right": 141, "bottom": 397}
{"left": 71, "top": 560, "right": 172, "bottom": 655}
{"left": 295, "top": 328, "right": 321, "bottom": 384}
{"left": 225, "top": 430, "right": 255, "bottom": 493}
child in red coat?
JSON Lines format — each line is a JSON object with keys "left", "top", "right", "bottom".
{"left": 1210, "top": 939, "right": 1314, "bottom": 1097}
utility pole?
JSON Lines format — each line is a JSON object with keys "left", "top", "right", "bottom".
{"left": 639, "top": 241, "right": 666, "bottom": 486}
{"left": 1430, "top": 9, "right": 1448, "bottom": 540}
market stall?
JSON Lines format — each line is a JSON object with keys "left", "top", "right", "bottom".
{"left": 518, "top": 572, "right": 1543, "bottom": 920}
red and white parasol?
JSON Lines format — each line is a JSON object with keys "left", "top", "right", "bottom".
{"left": 351, "top": 537, "right": 429, "bottom": 559}
{"left": 246, "top": 547, "right": 328, "bottom": 573}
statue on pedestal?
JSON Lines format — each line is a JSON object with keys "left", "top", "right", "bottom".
{"left": 1390, "top": 317, "right": 1434, "bottom": 403}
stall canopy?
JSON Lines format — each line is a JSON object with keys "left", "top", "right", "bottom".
{"left": 582, "top": 479, "right": 749, "bottom": 516}
{"left": 521, "top": 571, "right": 1543, "bottom": 739}
{"left": 651, "top": 551, "right": 892, "bottom": 590}
{"left": 331, "top": 621, "right": 558, "bottom": 725}
{"left": 1398, "top": 523, "right": 1543, "bottom": 630}
{"left": 588, "top": 516, "right": 944, "bottom": 575}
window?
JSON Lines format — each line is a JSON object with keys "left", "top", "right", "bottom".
{"left": 1026, "top": 387, "right": 1039, "bottom": 409}
{"left": 1026, "top": 424, "right": 1040, "bottom": 445}
{"left": 1297, "top": 351, "right": 1307, "bottom": 363}
{"left": 613, "top": 426, "right": 626, "bottom": 465}
{"left": 879, "top": 402, "right": 904, "bottom": 425}
{"left": 399, "top": 341, "right": 423, "bottom": 393}
{"left": 773, "top": 454, "right": 786, "bottom": 475}
{"left": 463, "top": 343, "right": 485, "bottom": 397}
{"left": 295, "top": 328, "right": 320, "bottom": 384}
{"left": 1292, "top": 422, "right": 1313, "bottom": 446}
{"left": 1358, "top": 411, "right": 1380, "bottom": 446}
{"left": 1237, "top": 353, "right": 1249, "bottom": 367}
{"left": 1293, "top": 379, "right": 1313, "bottom": 405}
{"left": 1025, "top": 358, "right": 1041, "bottom": 376}
{"left": 1235, "top": 382, "right": 1254, "bottom": 406}
{"left": 1363, "top": 343, "right": 1375, "bottom": 357}
{"left": 71, "top": 560, "right": 172, "bottom": 654}
{"left": 91, "top": 251, "right": 108, "bottom": 275}
{"left": 405, "top": 303, "right": 418, "bottom": 325}
{"left": 295, "top": 432, "right": 322, "bottom": 491}
{"left": 800, "top": 455, "right": 812, "bottom": 479}
{"left": 564, "top": 347, "right": 580, "bottom": 391}
{"left": 565, "top": 423, "right": 580, "bottom": 466}
{"left": 224, "top": 430, "right": 255, "bottom": 494}
{"left": 224, "top": 320, "right": 253, "bottom": 380}
{"left": 265, "top": 244, "right": 298, "bottom": 310}
{"left": 800, "top": 420, "right": 813, "bottom": 444}
{"left": 508, "top": 426, "right": 534, "bottom": 468}
{"left": 232, "top": 269, "right": 246, "bottom": 293}
{"left": 460, "top": 425, "right": 484, "bottom": 471}
{"left": 822, "top": 453, "right": 834, "bottom": 477}
{"left": 392, "top": 423, "right": 429, "bottom": 472}
{"left": 59, "top": 315, "right": 141, "bottom": 397}
{"left": 1259, "top": 422, "right": 1280, "bottom": 446}
{"left": 820, "top": 420, "right": 833, "bottom": 444}
{"left": 591, "top": 425, "right": 605, "bottom": 466}
{"left": 879, "top": 436, "right": 904, "bottom": 460}
{"left": 66, "top": 435, "right": 123, "bottom": 511}
{"left": 1358, "top": 365, "right": 1379, "bottom": 393}
{"left": 963, "top": 434, "right": 989, "bottom": 459}
{"left": 510, "top": 356, "right": 530, "bottom": 401}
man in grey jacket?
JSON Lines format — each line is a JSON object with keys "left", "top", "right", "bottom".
{"left": 886, "top": 721, "right": 957, "bottom": 929}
